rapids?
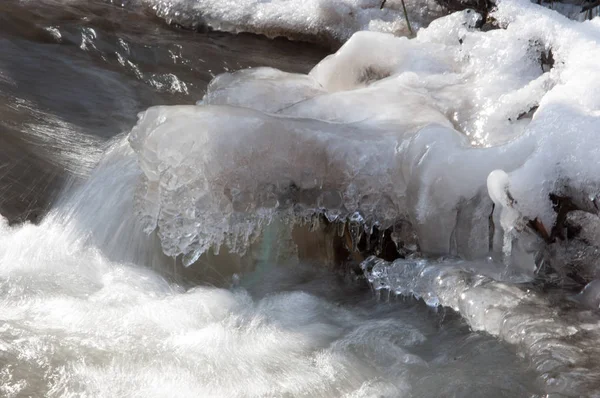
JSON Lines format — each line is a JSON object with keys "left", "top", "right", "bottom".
{"left": 2, "top": 0, "right": 600, "bottom": 397}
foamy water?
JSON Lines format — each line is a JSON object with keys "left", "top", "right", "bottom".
{"left": 0, "top": 212, "right": 540, "bottom": 398}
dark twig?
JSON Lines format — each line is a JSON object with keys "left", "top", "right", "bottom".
{"left": 400, "top": 0, "right": 413, "bottom": 35}
{"left": 582, "top": 0, "right": 600, "bottom": 13}
{"left": 381, "top": 0, "right": 412, "bottom": 36}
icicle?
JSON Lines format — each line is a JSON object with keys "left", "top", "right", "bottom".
{"left": 348, "top": 212, "right": 364, "bottom": 252}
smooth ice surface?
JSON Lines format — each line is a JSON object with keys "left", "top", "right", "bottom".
{"left": 139, "top": 0, "right": 444, "bottom": 45}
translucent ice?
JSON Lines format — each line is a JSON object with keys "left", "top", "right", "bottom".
{"left": 361, "top": 255, "right": 600, "bottom": 396}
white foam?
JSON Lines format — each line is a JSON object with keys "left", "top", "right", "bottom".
{"left": 0, "top": 211, "right": 537, "bottom": 397}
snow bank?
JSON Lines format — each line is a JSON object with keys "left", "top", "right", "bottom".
{"left": 140, "top": 0, "right": 444, "bottom": 44}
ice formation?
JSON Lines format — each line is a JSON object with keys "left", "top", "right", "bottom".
{"left": 129, "top": 0, "right": 600, "bottom": 274}
{"left": 361, "top": 255, "right": 600, "bottom": 395}
{"left": 121, "top": 4, "right": 600, "bottom": 392}
{"left": 140, "top": 0, "right": 445, "bottom": 45}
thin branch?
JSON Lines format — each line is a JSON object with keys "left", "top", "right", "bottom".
{"left": 582, "top": 0, "right": 600, "bottom": 12}
{"left": 400, "top": 0, "right": 413, "bottom": 36}
{"left": 380, "top": 0, "right": 412, "bottom": 36}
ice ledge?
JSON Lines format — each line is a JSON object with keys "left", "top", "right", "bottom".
{"left": 361, "top": 255, "right": 600, "bottom": 396}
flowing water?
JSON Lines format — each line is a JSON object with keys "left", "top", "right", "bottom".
{"left": 0, "top": 0, "right": 326, "bottom": 223}
{"left": 2, "top": 0, "right": 599, "bottom": 397}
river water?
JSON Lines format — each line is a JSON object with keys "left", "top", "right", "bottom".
{"left": 0, "top": 0, "right": 579, "bottom": 396}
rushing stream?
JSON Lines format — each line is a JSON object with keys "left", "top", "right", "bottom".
{"left": 2, "top": 0, "right": 600, "bottom": 397}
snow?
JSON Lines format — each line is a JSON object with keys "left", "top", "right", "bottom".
{"left": 140, "top": 0, "right": 445, "bottom": 45}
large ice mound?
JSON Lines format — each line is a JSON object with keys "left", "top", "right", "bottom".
{"left": 130, "top": 0, "right": 600, "bottom": 274}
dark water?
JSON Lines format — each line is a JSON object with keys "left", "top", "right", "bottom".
{"left": 0, "top": 0, "right": 328, "bottom": 223}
